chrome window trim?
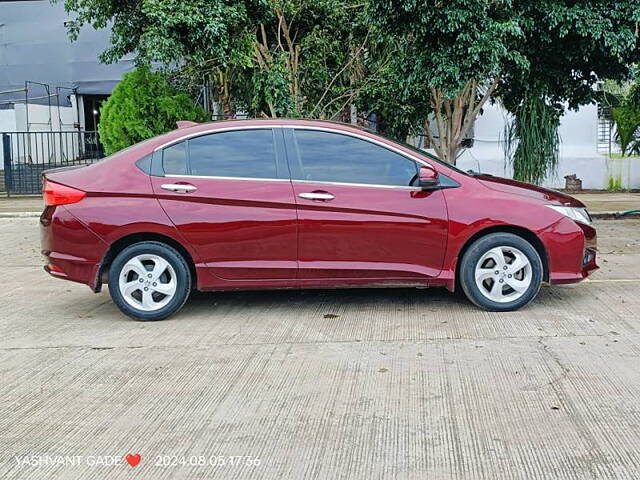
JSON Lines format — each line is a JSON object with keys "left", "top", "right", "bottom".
{"left": 153, "top": 125, "right": 282, "bottom": 152}
{"left": 164, "top": 174, "right": 290, "bottom": 183}
{"left": 153, "top": 123, "right": 435, "bottom": 187}
{"left": 292, "top": 179, "right": 422, "bottom": 191}
{"left": 164, "top": 174, "right": 423, "bottom": 191}
{"left": 152, "top": 123, "right": 434, "bottom": 169}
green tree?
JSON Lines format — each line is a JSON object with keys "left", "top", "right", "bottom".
{"left": 65, "top": 0, "right": 640, "bottom": 170}
{"left": 504, "top": 94, "right": 561, "bottom": 184}
{"left": 612, "top": 107, "right": 640, "bottom": 155}
{"left": 249, "top": 0, "right": 372, "bottom": 119}
{"left": 62, "top": 0, "right": 256, "bottom": 116}
{"left": 612, "top": 82, "right": 640, "bottom": 155}
{"left": 368, "top": 0, "right": 640, "bottom": 164}
{"left": 99, "top": 66, "right": 208, "bottom": 154}
{"left": 61, "top": 0, "right": 374, "bottom": 120}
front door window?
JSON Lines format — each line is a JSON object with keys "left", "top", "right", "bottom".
{"left": 292, "top": 129, "right": 418, "bottom": 186}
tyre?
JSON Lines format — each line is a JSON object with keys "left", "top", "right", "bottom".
{"left": 108, "top": 241, "right": 192, "bottom": 321}
{"left": 459, "top": 233, "right": 543, "bottom": 312}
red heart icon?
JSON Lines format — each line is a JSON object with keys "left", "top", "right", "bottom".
{"left": 125, "top": 453, "right": 141, "bottom": 467}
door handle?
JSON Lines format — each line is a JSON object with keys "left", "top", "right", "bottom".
{"left": 298, "top": 192, "right": 335, "bottom": 201}
{"left": 161, "top": 183, "right": 197, "bottom": 193}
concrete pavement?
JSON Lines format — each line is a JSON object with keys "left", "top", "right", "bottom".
{"left": 0, "top": 196, "right": 42, "bottom": 214}
{"left": 0, "top": 218, "right": 639, "bottom": 479}
{"left": 574, "top": 192, "right": 640, "bottom": 213}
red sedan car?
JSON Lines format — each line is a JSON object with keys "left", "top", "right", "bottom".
{"left": 40, "top": 119, "right": 598, "bottom": 321}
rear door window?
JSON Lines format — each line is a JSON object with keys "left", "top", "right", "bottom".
{"left": 188, "top": 129, "right": 277, "bottom": 178}
{"left": 162, "top": 141, "right": 188, "bottom": 175}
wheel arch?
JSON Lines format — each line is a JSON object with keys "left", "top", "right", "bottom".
{"left": 455, "top": 225, "right": 550, "bottom": 289}
{"left": 95, "top": 232, "right": 197, "bottom": 292}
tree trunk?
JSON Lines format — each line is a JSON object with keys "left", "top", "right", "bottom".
{"left": 206, "top": 69, "right": 234, "bottom": 119}
{"left": 425, "top": 78, "right": 499, "bottom": 164}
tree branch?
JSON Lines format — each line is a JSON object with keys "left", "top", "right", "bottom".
{"left": 309, "top": 30, "right": 370, "bottom": 117}
{"left": 423, "top": 118, "right": 435, "bottom": 150}
{"left": 430, "top": 87, "right": 447, "bottom": 160}
{"left": 461, "top": 77, "right": 499, "bottom": 139}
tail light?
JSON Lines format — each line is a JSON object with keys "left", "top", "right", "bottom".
{"left": 43, "top": 180, "right": 86, "bottom": 206}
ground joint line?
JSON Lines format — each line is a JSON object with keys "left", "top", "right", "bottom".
{"left": 584, "top": 278, "right": 640, "bottom": 283}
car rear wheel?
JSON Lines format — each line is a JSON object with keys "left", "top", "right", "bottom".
{"left": 459, "top": 233, "right": 543, "bottom": 311}
{"left": 108, "top": 242, "right": 191, "bottom": 321}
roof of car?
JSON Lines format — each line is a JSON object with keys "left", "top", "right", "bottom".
{"left": 173, "top": 117, "right": 370, "bottom": 132}
{"left": 148, "top": 118, "right": 379, "bottom": 150}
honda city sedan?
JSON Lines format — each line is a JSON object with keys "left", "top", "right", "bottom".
{"left": 40, "top": 119, "right": 598, "bottom": 321}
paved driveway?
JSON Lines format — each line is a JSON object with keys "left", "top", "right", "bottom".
{"left": 1, "top": 218, "right": 639, "bottom": 479}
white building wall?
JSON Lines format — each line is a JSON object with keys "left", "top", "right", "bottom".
{"left": 13, "top": 103, "right": 76, "bottom": 132}
{"left": 0, "top": 109, "right": 16, "bottom": 132}
{"left": 1, "top": 103, "right": 79, "bottom": 171}
{"left": 0, "top": 109, "right": 17, "bottom": 170}
{"left": 455, "top": 102, "right": 640, "bottom": 190}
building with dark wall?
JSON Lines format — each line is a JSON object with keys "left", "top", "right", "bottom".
{"left": 0, "top": 0, "right": 133, "bottom": 132}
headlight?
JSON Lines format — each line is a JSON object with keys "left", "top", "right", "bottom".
{"left": 546, "top": 205, "right": 592, "bottom": 225}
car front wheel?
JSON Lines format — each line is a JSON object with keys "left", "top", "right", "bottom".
{"left": 459, "top": 233, "right": 543, "bottom": 311}
{"left": 108, "top": 241, "right": 192, "bottom": 321}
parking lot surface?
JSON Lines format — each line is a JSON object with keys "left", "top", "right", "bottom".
{"left": 1, "top": 218, "right": 639, "bottom": 479}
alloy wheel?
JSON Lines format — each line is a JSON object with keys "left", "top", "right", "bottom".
{"left": 474, "top": 246, "right": 532, "bottom": 303}
{"left": 118, "top": 254, "right": 177, "bottom": 312}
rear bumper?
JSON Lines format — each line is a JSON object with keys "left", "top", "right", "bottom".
{"left": 40, "top": 206, "right": 108, "bottom": 290}
{"left": 544, "top": 218, "right": 598, "bottom": 285}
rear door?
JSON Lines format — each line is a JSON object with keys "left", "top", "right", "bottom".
{"left": 284, "top": 128, "right": 448, "bottom": 282}
{"left": 150, "top": 128, "right": 298, "bottom": 282}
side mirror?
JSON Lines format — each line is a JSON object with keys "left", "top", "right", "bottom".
{"left": 418, "top": 166, "right": 440, "bottom": 190}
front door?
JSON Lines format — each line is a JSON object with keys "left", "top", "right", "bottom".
{"left": 151, "top": 128, "right": 298, "bottom": 282}
{"left": 285, "top": 128, "right": 448, "bottom": 282}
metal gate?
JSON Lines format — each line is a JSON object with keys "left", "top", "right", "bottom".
{"left": 1, "top": 130, "right": 104, "bottom": 194}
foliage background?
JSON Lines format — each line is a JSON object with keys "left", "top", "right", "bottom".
{"left": 611, "top": 82, "right": 640, "bottom": 156}
{"left": 64, "top": 0, "right": 640, "bottom": 182}
{"left": 99, "top": 66, "right": 208, "bottom": 155}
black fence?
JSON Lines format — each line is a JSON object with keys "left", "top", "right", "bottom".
{"left": 2, "top": 130, "right": 105, "bottom": 194}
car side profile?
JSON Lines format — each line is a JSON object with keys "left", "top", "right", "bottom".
{"left": 40, "top": 119, "right": 598, "bottom": 321}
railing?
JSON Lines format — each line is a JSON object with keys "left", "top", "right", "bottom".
{"left": 597, "top": 104, "right": 619, "bottom": 155}
{"left": 1, "top": 130, "right": 105, "bottom": 194}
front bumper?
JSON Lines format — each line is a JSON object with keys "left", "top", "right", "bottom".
{"left": 544, "top": 217, "right": 598, "bottom": 285}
